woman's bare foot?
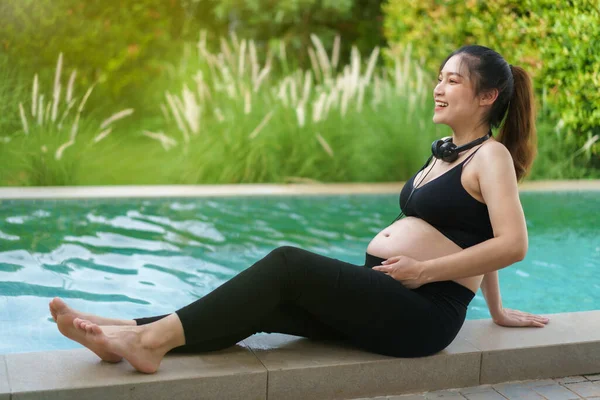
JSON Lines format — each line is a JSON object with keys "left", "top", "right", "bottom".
{"left": 49, "top": 298, "right": 124, "bottom": 363}
{"left": 49, "top": 297, "right": 135, "bottom": 326}
{"left": 73, "top": 318, "right": 167, "bottom": 374}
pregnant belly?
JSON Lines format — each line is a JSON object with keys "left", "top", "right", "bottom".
{"left": 366, "top": 216, "right": 482, "bottom": 293}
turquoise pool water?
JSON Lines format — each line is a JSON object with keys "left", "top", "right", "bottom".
{"left": 0, "top": 191, "right": 598, "bottom": 354}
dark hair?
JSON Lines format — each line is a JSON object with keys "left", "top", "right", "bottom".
{"left": 439, "top": 45, "right": 537, "bottom": 181}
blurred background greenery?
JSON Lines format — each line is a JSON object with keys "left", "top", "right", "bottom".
{"left": 0, "top": 0, "right": 598, "bottom": 186}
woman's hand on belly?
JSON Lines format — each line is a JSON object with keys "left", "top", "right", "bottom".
{"left": 366, "top": 217, "right": 484, "bottom": 293}
{"left": 372, "top": 255, "right": 426, "bottom": 289}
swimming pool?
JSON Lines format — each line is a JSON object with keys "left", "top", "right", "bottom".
{"left": 0, "top": 191, "right": 598, "bottom": 354}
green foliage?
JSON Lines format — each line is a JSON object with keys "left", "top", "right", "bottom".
{"left": 2, "top": 131, "right": 83, "bottom": 186}
{"left": 529, "top": 119, "right": 600, "bottom": 180}
{"left": 159, "top": 97, "right": 443, "bottom": 185}
{"left": 192, "top": 0, "right": 386, "bottom": 64}
{"left": 0, "top": 35, "right": 446, "bottom": 185}
{"left": 531, "top": 2, "right": 600, "bottom": 143}
{"left": 0, "top": 0, "right": 197, "bottom": 111}
{"left": 149, "top": 36, "right": 442, "bottom": 184}
{"left": 0, "top": 51, "right": 135, "bottom": 186}
{"left": 383, "top": 0, "right": 536, "bottom": 72}
{"left": 383, "top": 0, "right": 600, "bottom": 161}
{"left": 0, "top": 116, "right": 141, "bottom": 186}
{"left": 0, "top": 53, "right": 29, "bottom": 137}
{"left": 1, "top": 0, "right": 386, "bottom": 114}
{"left": 0, "top": 23, "right": 597, "bottom": 186}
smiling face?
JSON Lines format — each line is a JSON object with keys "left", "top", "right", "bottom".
{"left": 432, "top": 55, "right": 486, "bottom": 130}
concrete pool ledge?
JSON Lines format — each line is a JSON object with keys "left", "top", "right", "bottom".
{"left": 3, "top": 311, "right": 600, "bottom": 400}
{"left": 0, "top": 356, "right": 9, "bottom": 400}
{"left": 0, "top": 179, "right": 598, "bottom": 199}
{"left": 4, "top": 345, "right": 267, "bottom": 400}
{"left": 458, "top": 310, "right": 600, "bottom": 385}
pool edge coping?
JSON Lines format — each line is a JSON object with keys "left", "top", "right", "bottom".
{"left": 3, "top": 311, "right": 600, "bottom": 399}
{"left": 0, "top": 180, "right": 599, "bottom": 199}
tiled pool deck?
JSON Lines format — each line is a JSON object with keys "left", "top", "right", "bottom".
{"left": 355, "top": 373, "right": 600, "bottom": 399}
{"left": 1, "top": 180, "right": 599, "bottom": 399}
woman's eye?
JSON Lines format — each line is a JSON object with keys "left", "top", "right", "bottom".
{"left": 450, "top": 80, "right": 457, "bottom": 83}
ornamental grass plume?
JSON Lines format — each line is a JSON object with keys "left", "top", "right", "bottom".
{"left": 153, "top": 31, "right": 430, "bottom": 166}
{"left": 17, "top": 53, "right": 134, "bottom": 160}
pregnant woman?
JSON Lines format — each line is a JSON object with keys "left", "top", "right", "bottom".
{"left": 50, "top": 45, "right": 549, "bottom": 374}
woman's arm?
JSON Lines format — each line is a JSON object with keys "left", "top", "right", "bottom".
{"left": 480, "top": 270, "right": 503, "bottom": 322}
{"left": 481, "top": 270, "right": 550, "bottom": 327}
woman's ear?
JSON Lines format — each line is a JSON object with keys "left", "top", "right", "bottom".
{"left": 480, "top": 88, "right": 499, "bottom": 106}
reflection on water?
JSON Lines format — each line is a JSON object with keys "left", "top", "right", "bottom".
{"left": 0, "top": 191, "right": 598, "bottom": 354}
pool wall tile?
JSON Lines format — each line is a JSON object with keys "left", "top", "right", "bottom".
{"left": 458, "top": 312, "right": 600, "bottom": 384}
{"left": 241, "top": 333, "right": 481, "bottom": 400}
{"left": 6, "top": 347, "right": 267, "bottom": 400}
{"left": 0, "top": 356, "right": 10, "bottom": 400}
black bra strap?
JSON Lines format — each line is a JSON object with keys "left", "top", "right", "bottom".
{"left": 462, "top": 144, "right": 485, "bottom": 165}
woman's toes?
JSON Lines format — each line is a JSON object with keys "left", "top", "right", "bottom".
{"left": 74, "top": 318, "right": 91, "bottom": 331}
{"left": 91, "top": 324, "right": 102, "bottom": 335}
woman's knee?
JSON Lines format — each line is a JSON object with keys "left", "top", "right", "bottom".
{"left": 268, "top": 246, "right": 301, "bottom": 260}
{"left": 265, "top": 246, "right": 304, "bottom": 271}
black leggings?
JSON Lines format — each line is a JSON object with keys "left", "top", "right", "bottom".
{"left": 135, "top": 246, "right": 475, "bottom": 357}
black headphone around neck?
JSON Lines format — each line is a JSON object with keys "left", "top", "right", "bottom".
{"left": 431, "top": 130, "right": 492, "bottom": 162}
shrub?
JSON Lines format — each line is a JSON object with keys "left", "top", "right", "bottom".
{"left": 383, "top": 0, "right": 599, "bottom": 161}
{"left": 3, "top": 53, "right": 134, "bottom": 186}
{"left": 529, "top": 118, "right": 600, "bottom": 180}
{"left": 197, "top": 0, "right": 386, "bottom": 63}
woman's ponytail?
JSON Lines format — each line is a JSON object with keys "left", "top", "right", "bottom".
{"left": 497, "top": 65, "right": 537, "bottom": 181}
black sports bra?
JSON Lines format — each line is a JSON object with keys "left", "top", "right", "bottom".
{"left": 399, "top": 147, "right": 494, "bottom": 249}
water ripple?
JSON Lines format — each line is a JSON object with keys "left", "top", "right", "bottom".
{"left": 0, "top": 263, "right": 23, "bottom": 272}
{"left": 0, "top": 230, "right": 19, "bottom": 241}
{"left": 86, "top": 213, "right": 165, "bottom": 233}
{"left": 6, "top": 216, "right": 28, "bottom": 224}
{"left": 64, "top": 232, "right": 181, "bottom": 252}
{"left": 0, "top": 250, "right": 39, "bottom": 268}
{"left": 0, "top": 281, "right": 149, "bottom": 304}
{"left": 128, "top": 211, "right": 226, "bottom": 242}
